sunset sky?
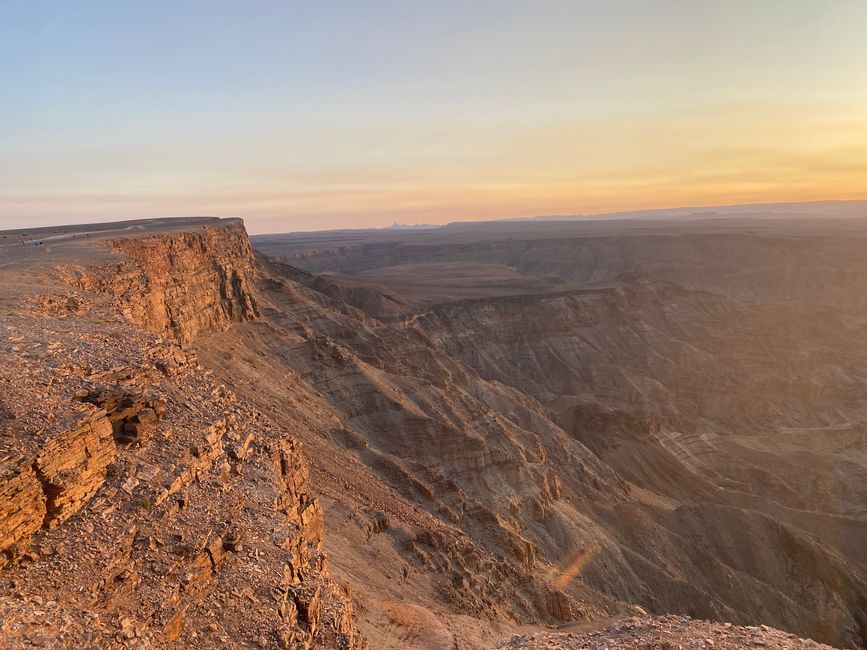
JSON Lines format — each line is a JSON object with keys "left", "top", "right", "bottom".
{"left": 2, "top": 1, "right": 867, "bottom": 233}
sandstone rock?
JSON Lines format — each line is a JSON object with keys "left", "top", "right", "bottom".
{"left": 0, "top": 461, "right": 46, "bottom": 565}
{"left": 33, "top": 409, "right": 115, "bottom": 529}
{"left": 65, "top": 222, "right": 260, "bottom": 344}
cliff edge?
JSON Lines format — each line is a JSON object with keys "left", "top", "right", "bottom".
{"left": 0, "top": 219, "right": 365, "bottom": 648}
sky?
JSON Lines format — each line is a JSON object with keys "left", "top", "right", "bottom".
{"left": 2, "top": 1, "right": 867, "bottom": 234}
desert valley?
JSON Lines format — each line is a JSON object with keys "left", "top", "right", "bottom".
{"left": 1, "top": 206, "right": 866, "bottom": 648}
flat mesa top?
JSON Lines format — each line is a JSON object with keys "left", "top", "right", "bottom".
{"left": 0, "top": 216, "right": 237, "bottom": 239}
{"left": 0, "top": 217, "right": 242, "bottom": 293}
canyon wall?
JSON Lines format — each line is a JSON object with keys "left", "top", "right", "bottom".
{"left": 4, "top": 216, "right": 866, "bottom": 648}
{"left": 255, "top": 219, "right": 867, "bottom": 311}
{"left": 63, "top": 219, "right": 260, "bottom": 344}
{"left": 251, "top": 220, "right": 867, "bottom": 649}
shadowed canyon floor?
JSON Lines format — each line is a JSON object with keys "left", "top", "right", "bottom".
{"left": 1, "top": 214, "right": 866, "bottom": 648}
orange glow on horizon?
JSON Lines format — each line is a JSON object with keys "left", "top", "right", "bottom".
{"left": 3, "top": 2, "right": 867, "bottom": 233}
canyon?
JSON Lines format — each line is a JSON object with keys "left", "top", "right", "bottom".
{"left": 1, "top": 211, "right": 866, "bottom": 648}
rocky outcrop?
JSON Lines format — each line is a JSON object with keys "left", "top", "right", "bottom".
{"left": 1, "top": 381, "right": 177, "bottom": 565}
{"left": 0, "top": 405, "right": 116, "bottom": 564}
{"left": 0, "top": 462, "right": 45, "bottom": 567}
{"left": 78, "top": 385, "right": 166, "bottom": 445}
{"left": 0, "top": 220, "right": 365, "bottom": 648}
{"left": 63, "top": 219, "right": 259, "bottom": 344}
{"left": 34, "top": 408, "right": 116, "bottom": 529}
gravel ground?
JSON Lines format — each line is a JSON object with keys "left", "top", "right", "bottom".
{"left": 496, "top": 615, "right": 838, "bottom": 649}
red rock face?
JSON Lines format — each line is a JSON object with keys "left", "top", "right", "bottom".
{"left": 35, "top": 408, "right": 116, "bottom": 529}
{"left": 63, "top": 220, "right": 260, "bottom": 344}
{"left": 0, "top": 462, "right": 46, "bottom": 565}
{"left": 0, "top": 406, "right": 114, "bottom": 563}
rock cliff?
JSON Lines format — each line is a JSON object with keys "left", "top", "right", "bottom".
{"left": 0, "top": 219, "right": 364, "bottom": 648}
{"left": 62, "top": 219, "right": 259, "bottom": 344}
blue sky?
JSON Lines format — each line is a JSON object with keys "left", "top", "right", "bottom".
{"left": 2, "top": 1, "right": 867, "bottom": 232}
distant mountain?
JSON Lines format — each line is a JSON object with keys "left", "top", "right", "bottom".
{"left": 527, "top": 199, "right": 867, "bottom": 222}
{"left": 385, "top": 221, "right": 441, "bottom": 230}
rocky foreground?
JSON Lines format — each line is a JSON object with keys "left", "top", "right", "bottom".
{"left": 2, "top": 216, "right": 865, "bottom": 648}
{"left": 498, "top": 616, "right": 838, "bottom": 649}
{"left": 0, "top": 220, "right": 365, "bottom": 648}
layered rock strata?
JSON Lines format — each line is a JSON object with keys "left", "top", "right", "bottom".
{"left": 0, "top": 220, "right": 364, "bottom": 648}
{"left": 61, "top": 219, "right": 259, "bottom": 344}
